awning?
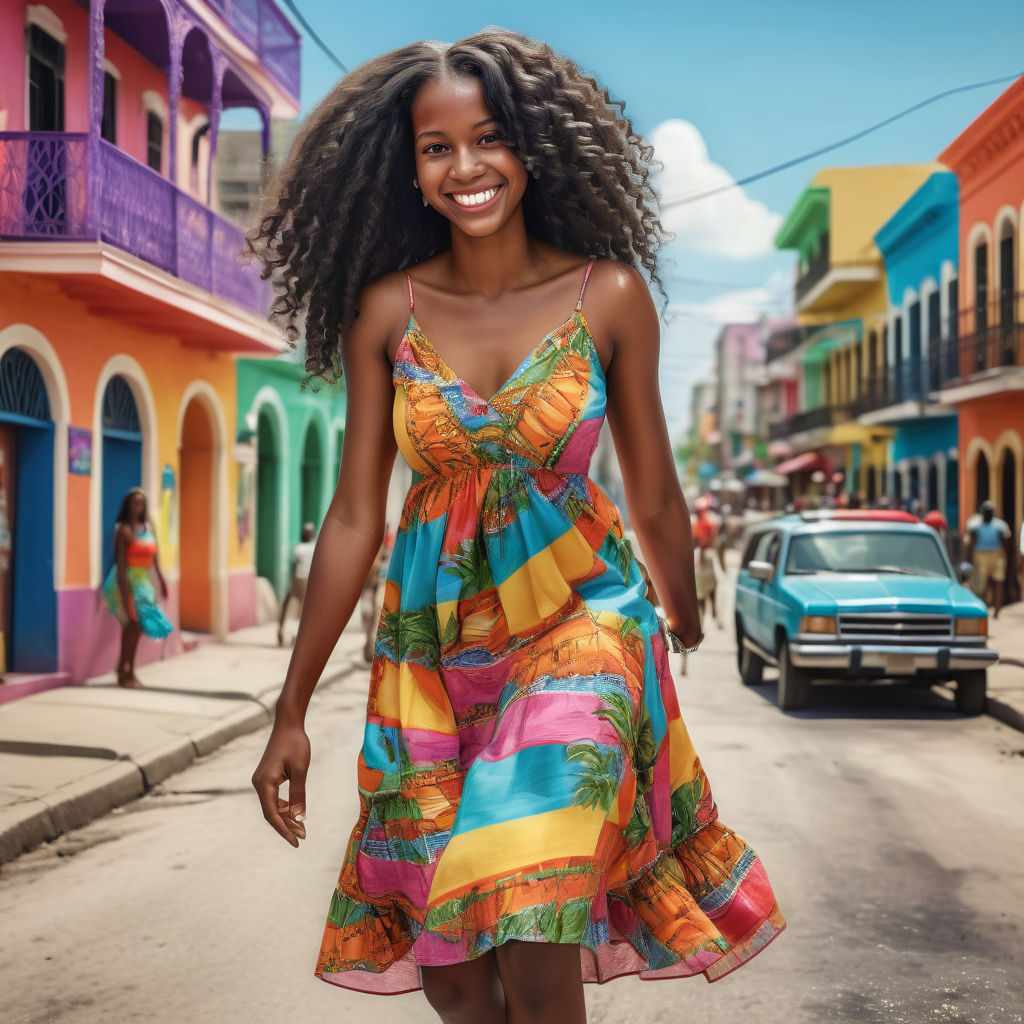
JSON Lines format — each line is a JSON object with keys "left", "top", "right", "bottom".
{"left": 746, "top": 469, "right": 789, "bottom": 488}
{"left": 775, "top": 451, "right": 829, "bottom": 475}
{"left": 801, "top": 320, "right": 863, "bottom": 365}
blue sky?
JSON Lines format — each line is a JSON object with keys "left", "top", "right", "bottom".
{"left": 246, "top": 0, "right": 1024, "bottom": 438}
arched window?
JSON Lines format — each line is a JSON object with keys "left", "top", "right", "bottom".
{"left": 0, "top": 349, "right": 51, "bottom": 420}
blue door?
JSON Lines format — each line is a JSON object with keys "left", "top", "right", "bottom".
{"left": 100, "top": 377, "right": 142, "bottom": 576}
{"left": 0, "top": 349, "right": 57, "bottom": 672}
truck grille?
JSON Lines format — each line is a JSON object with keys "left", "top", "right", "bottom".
{"left": 836, "top": 613, "right": 953, "bottom": 644}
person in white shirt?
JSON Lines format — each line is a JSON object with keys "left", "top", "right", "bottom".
{"left": 278, "top": 523, "right": 317, "bottom": 646}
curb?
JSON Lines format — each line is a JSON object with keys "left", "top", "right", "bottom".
{"left": 0, "top": 655, "right": 363, "bottom": 867}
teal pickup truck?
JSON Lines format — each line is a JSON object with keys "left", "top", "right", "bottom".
{"left": 734, "top": 511, "right": 997, "bottom": 713}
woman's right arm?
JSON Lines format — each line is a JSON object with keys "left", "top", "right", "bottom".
{"left": 251, "top": 276, "right": 401, "bottom": 847}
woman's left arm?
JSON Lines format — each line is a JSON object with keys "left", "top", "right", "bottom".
{"left": 601, "top": 265, "right": 702, "bottom": 647}
{"left": 149, "top": 524, "right": 169, "bottom": 599}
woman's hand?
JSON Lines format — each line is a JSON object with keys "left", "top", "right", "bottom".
{"left": 252, "top": 721, "right": 310, "bottom": 848}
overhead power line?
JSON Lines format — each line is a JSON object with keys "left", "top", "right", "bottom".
{"left": 280, "top": 0, "right": 349, "bottom": 74}
{"left": 661, "top": 70, "right": 1023, "bottom": 208}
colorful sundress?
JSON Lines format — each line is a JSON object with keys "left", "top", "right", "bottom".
{"left": 316, "top": 260, "right": 784, "bottom": 993}
{"left": 102, "top": 525, "right": 173, "bottom": 638}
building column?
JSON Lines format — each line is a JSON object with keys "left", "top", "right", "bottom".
{"left": 87, "top": 0, "right": 105, "bottom": 236}
{"left": 206, "top": 60, "right": 224, "bottom": 207}
{"left": 167, "top": 28, "right": 183, "bottom": 186}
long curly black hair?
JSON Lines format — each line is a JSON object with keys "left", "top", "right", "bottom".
{"left": 246, "top": 27, "right": 667, "bottom": 381}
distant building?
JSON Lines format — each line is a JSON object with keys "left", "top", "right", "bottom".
{"left": 713, "top": 322, "right": 763, "bottom": 476}
{"left": 216, "top": 120, "right": 299, "bottom": 227}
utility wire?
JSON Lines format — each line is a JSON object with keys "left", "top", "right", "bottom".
{"left": 280, "top": 0, "right": 349, "bottom": 74}
{"left": 661, "top": 70, "right": 1023, "bottom": 208}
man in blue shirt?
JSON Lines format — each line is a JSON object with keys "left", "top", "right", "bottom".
{"left": 966, "top": 500, "right": 1012, "bottom": 617}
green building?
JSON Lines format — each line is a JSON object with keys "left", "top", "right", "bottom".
{"left": 237, "top": 356, "right": 346, "bottom": 597}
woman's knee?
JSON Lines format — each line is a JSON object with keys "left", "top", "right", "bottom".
{"left": 496, "top": 941, "right": 582, "bottom": 1015}
{"left": 421, "top": 958, "right": 503, "bottom": 1023}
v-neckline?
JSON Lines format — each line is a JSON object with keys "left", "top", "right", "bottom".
{"left": 404, "top": 310, "right": 583, "bottom": 407}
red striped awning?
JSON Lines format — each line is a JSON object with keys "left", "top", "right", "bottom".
{"left": 774, "top": 451, "right": 829, "bottom": 476}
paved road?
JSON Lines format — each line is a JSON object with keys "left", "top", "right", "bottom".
{"left": 3, "top": 604, "right": 1024, "bottom": 1024}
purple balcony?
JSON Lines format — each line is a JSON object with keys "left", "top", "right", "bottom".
{"left": 205, "top": 0, "right": 301, "bottom": 100}
{"left": 0, "top": 131, "right": 270, "bottom": 317}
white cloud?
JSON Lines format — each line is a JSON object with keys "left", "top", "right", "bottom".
{"left": 651, "top": 119, "right": 783, "bottom": 260}
{"left": 666, "top": 267, "right": 794, "bottom": 325}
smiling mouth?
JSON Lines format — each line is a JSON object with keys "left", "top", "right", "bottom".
{"left": 447, "top": 185, "right": 503, "bottom": 209}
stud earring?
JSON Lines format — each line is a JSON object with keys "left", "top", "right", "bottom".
{"left": 422, "top": 195, "right": 429, "bottom": 207}
{"left": 413, "top": 178, "right": 419, "bottom": 189}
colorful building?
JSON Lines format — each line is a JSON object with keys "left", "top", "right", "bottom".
{"left": 0, "top": 0, "right": 300, "bottom": 689}
{"left": 773, "top": 164, "right": 944, "bottom": 500}
{"left": 862, "top": 171, "right": 960, "bottom": 520}
{"left": 713, "top": 322, "right": 763, "bottom": 477}
{"left": 936, "top": 76, "right": 1024, "bottom": 597}
{"left": 236, "top": 356, "right": 346, "bottom": 599}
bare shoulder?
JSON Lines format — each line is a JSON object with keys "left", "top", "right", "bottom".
{"left": 348, "top": 270, "right": 410, "bottom": 365}
{"left": 582, "top": 259, "right": 658, "bottom": 365}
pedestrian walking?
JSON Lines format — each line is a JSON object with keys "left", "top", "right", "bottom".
{"left": 101, "top": 487, "right": 171, "bottom": 687}
{"left": 278, "top": 523, "right": 317, "bottom": 647}
{"left": 248, "top": 29, "right": 783, "bottom": 1021}
{"left": 695, "top": 542, "right": 720, "bottom": 628}
{"left": 966, "top": 500, "right": 1012, "bottom": 617}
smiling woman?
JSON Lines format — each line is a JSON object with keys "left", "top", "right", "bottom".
{"left": 246, "top": 27, "right": 783, "bottom": 1024}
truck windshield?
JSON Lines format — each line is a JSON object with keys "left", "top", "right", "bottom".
{"left": 785, "top": 531, "right": 950, "bottom": 578}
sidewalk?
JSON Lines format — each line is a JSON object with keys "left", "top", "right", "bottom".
{"left": 978, "top": 599, "right": 1024, "bottom": 733}
{"left": 0, "top": 622, "right": 367, "bottom": 865}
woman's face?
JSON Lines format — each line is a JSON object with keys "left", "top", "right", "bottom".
{"left": 130, "top": 492, "right": 145, "bottom": 518}
{"left": 410, "top": 74, "right": 528, "bottom": 237}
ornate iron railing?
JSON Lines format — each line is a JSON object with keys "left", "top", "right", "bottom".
{"left": 0, "top": 132, "right": 269, "bottom": 316}
{"left": 795, "top": 236, "right": 830, "bottom": 304}
{"left": 849, "top": 362, "right": 929, "bottom": 416}
{"left": 767, "top": 404, "right": 845, "bottom": 440}
{"left": 930, "top": 292, "right": 1024, "bottom": 388}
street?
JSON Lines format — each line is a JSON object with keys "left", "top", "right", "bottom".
{"left": 2, "top": 590, "right": 1024, "bottom": 1024}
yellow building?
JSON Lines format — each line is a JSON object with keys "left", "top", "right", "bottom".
{"left": 773, "top": 164, "right": 945, "bottom": 501}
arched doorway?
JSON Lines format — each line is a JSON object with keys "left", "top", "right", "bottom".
{"left": 300, "top": 422, "right": 322, "bottom": 530}
{"left": 976, "top": 451, "right": 990, "bottom": 509}
{"left": 0, "top": 349, "right": 56, "bottom": 671}
{"left": 946, "top": 455, "right": 959, "bottom": 524}
{"left": 1001, "top": 449, "right": 1019, "bottom": 602}
{"left": 926, "top": 461, "right": 939, "bottom": 513}
{"left": 179, "top": 396, "right": 214, "bottom": 632}
{"left": 100, "top": 376, "right": 142, "bottom": 576}
{"left": 256, "top": 409, "right": 279, "bottom": 591}
{"left": 334, "top": 427, "right": 344, "bottom": 486}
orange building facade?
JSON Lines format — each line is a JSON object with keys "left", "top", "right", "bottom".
{"left": 937, "top": 77, "right": 1024, "bottom": 592}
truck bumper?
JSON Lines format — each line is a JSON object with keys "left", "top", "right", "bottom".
{"left": 788, "top": 642, "right": 998, "bottom": 674}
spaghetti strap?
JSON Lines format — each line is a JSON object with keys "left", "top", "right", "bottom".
{"left": 405, "top": 272, "right": 415, "bottom": 312}
{"left": 576, "top": 258, "right": 596, "bottom": 311}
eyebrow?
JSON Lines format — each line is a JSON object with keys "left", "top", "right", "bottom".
{"left": 414, "top": 118, "right": 500, "bottom": 143}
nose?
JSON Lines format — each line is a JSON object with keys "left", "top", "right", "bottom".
{"left": 449, "top": 144, "right": 485, "bottom": 182}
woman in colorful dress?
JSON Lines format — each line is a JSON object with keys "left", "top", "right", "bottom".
{"left": 102, "top": 487, "right": 172, "bottom": 687}
{"left": 249, "top": 29, "right": 784, "bottom": 1022}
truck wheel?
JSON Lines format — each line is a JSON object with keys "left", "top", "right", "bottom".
{"left": 954, "top": 670, "right": 987, "bottom": 715}
{"left": 736, "top": 621, "right": 765, "bottom": 686}
{"left": 777, "top": 638, "right": 811, "bottom": 711}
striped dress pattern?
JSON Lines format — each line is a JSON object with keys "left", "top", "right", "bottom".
{"left": 316, "top": 261, "right": 784, "bottom": 993}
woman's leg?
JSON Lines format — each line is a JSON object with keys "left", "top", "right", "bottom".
{"left": 125, "top": 622, "right": 143, "bottom": 684}
{"left": 118, "top": 622, "right": 142, "bottom": 687}
{"left": 420, "top": 952, "right": 504, "bottom": 1023}
{"left": 496, "top": 941, "right": 586, "bottom": 1024}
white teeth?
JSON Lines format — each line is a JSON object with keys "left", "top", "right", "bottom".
{"left": 451, "top": 187, "right": 499, "bottom": 207}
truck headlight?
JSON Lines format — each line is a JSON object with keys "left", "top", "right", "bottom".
{"left": 955, "top": 617, "right": 987, "bottom": 637}
{"left": 800, "top": 615, "right": 836, "bottom": 634}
